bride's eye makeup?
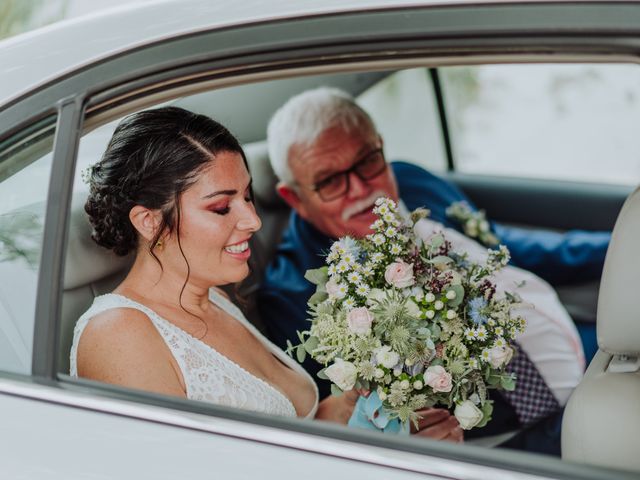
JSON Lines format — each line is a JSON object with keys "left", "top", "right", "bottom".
{"left": 209, "top": 201, "right": 230, "bottom": 216}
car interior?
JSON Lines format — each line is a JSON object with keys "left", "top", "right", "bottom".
{"left": 2, "top": 61, "right": 639, "bottom": 472}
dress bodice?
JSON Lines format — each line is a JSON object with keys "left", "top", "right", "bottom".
{"left": 70, "top": 289, "right": 318, "bottom": 418}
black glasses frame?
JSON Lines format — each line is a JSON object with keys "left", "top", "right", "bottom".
{"left": 310, "top": 148, "right": 387, "bottom": 201}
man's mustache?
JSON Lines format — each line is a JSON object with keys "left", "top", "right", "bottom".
{"left": 341, "top": 191, "right": 389, "bottom": 221}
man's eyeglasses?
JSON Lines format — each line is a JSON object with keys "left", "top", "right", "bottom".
{"left": 309, "top": 148, "right": 387, "bottom": 202}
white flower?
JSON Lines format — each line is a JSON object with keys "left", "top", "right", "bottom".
{"left": 425, "top": 292, "right": 436, "bottom": 303}
{"left": 343, "top": 297, "right": 356, "bottom": 310}
{"left": 423, "top": 365, "right": 453, "bottom": 393}
{"left": 494, "top": 326, "right": 504, "bottom": 336}
{"left": 355, "top": 283, "right": 370, "bottom": 296}
{"left": 480, "top": 348, "right": 491, "bottom": 362}
{"left": 342, "top": 253, "right": 355, "bottom": 265}
{"left": 434, "top": 300, "right": 444, "bottom": 311}
{"left": 366, "top": 288, "right": 386, "bottom": 306}
{"left": 384, "top": 260, "right": 415, "bottom": 288}
{"left": 371, "top": 252, "right": 385, "bottom": 263}
{"left": 493, "top": 337, "right": 506, "bottom": 348}
{"left": 325, "top": 279, "right": 347, "bottom": 299}
{"left": 425, "top": 310, "right": 435, "bottom": 320}
{"left": 371, "top": 219, "right": 384, "bottom": 230}
{"left": 476, "top": 326, "right": 488, "bottom": 341}
{"left": 346, "top": 271, "right": 362, "bottom": 284}
{"left": 446, "top": 290, "right": 457, "bottom": 300}
{"left": 488, "top": 345, "right": 514, "bottom": 368}
{"left": 454, "top": 400, "right": 484, "bottom": 430}
{"left": 413, "top": 380, "right": 423, "bottom": 390}
{"left": 400, "top": 379, "right": 410, "bottom": 390}
{"left": 378, "top": 389, "right": 387, "bottom": 401}
{"left": 325, "top": 359, "right": 357, "bottom": 391}
{"left": 327, "top": 264, "right": 338, "bottom": 276}
{"left": 468, "top": 358, "right": 479, "bottom": 369}
{"left": 383, "top": 213, "right": 395, "bottom": 223}
{"left": 347, "top": 307, "right": 374, "bottom": 335}
{"left": 372, "top": 234, "right": 386, "bottom": 246}
{"left": 487, "top": 318, "right": 497, "bottom": 327}
{"left": 446, "top": 309, "right": 457, "bottom": 320}
{"left": 375, "top": 346, "right": 400, "bottom": 369}
{"left": 405, "top": 299, "right": 421, "bottom": 318}
{"left": 336, "top": 261, "right": 350, "bottom": 274}
{"left": 464, "top": 328, "right": 477, "bottom": 341}
{"left": 374, "top": 368, "right": 385, "bottom": 379}
{"left": 389, "top": 244, "right": 402, "bottom": 255}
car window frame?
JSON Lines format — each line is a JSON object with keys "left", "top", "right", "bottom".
{"left": 2, "top": 3, "right": 640, "bottom": 479}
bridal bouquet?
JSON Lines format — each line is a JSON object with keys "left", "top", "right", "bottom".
{"left": 288, "top": 198, "right": 526, "bottom": 432}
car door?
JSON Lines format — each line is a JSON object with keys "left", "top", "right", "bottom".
{"left": 2, "top": 2, "right": 640, "bottom": 479}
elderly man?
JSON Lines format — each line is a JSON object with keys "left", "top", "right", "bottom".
{"left": 258, "top": 87, "right": 610, "bottom": 453}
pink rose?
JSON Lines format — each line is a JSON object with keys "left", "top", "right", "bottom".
{"left": 423, "top": 365, "right": 453, "bottom": 393}
{"left": 384, "top": 260, "right": 415, "bottom": 288}
{"left": 347, "top": 307, "right": 374, "bottom": 335}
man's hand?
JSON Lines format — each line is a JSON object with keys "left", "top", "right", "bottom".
{"left": 411, "top": 408, "right": 464, "bottom": 443}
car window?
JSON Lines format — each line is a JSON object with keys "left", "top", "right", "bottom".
{"left": 0, "top": 117, "right": 56, "bottom": 374}
{"left": 440, "top": 63, "right": 640, "bottom": 185}
{"left": 358, "top": 68, "right": 448, "bottom": 173}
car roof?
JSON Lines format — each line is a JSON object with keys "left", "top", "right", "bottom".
{"left": 0, "top": 0, "right": 495, "bottom": 107}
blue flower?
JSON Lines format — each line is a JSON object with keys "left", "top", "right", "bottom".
{"left": 468, "top": 297, "right": 488, "bottom": 325}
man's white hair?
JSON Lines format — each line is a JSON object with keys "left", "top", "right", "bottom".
{"left": 267, "top": 87, "right": 377, "bottom": 185}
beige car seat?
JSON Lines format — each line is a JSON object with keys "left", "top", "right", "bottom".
{"left": 562, "top": 187, "right": 640, "bottom": 471}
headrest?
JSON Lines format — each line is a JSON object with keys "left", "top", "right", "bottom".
{"left": 64, "top": 192, "right": 132, "bottom": 290}
{"left": 597, "top": 186, "right": 640, "bottom": 355}
{"left": 244, "top": 141, "right": 286, "bottom": 209}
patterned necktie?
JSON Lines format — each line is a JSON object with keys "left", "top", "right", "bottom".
{"left": 502, "top": 343, "right": 560, "bottom": 426}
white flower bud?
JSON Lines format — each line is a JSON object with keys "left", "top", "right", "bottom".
{"left": 374, "top": 368, "right": 385, "bottom": 379}
{"left": 378, "top": 390, "right": 387, "bottom": 401}
{"left": 446, "top": 309, "right": 457, "bottom": 319}
{"left": 413, "top": 380, "right": 423, "bottom": 390}
{"left": 400, "top": 380, "right": 410, "bottom": 389}
{"left": 434, "top": 300, "right": 444, "bottom": 310}
{"left": 425, "top": 310, "right": 435, "bottom": 319}
{"left": 425, "top": 292, "right": 436, "bottom": 303}
{"left": 446, "top": 290, "right": 456, "bottom": 300}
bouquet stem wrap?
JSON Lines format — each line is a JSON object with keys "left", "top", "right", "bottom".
{"left": 348, "top": 391, "right": 410, "bottom": 435}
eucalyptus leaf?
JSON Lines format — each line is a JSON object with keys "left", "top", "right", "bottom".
{"left": 317, "top": 368, "right": 329, "bottom": 380}
{"left": 429, "top": 234, "right": 444, "bottom": 250}
{"left": 330, "top": 384, "right": 343, "bottom": 397}
{"left": 500, "top": 375, "right": 516, "bottom": 391}
{"left": 475, "top": 400, "right": 494, "bottom": 428}
{"left": 428, "top": 255, "right": 453, "bottom": 265}
{"left": 304, "top": 335, "right": 319, "bottom": 353}
{"left": 447, "top": 285, "right": 465, "bottom": 308}
{"left": 296, "top": 346, "right": 307, "bottom": 363}
{"left": 304, "top": 267, "right": 329, "bottom": 286}
{"left": 308, "top": 290, "right": 328, "bottom": 305}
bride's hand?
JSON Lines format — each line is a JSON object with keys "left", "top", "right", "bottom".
{"left": 315, "top": 389, "right": 361, "bottom": 424}
{"left": 411, "top": 408, "right": 464, "bottom": 443}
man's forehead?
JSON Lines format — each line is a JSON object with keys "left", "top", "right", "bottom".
{"left": 288, "top": 125, "right": 378, "bottom": 176}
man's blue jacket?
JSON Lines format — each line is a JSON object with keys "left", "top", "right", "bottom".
{"left": 258, "top": 162, "right": 610, "bottom": 434}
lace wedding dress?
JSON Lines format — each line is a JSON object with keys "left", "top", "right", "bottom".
{"left": 70, "top": 289, "right": 318, "bottom": 418}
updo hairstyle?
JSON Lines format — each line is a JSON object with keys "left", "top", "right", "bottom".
{"left": 85, "top": 106, "right": 247, "bottom": 256}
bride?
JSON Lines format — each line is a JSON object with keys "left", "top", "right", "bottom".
{"left": 70, "top": 106, "right": 462, "bottom": 438}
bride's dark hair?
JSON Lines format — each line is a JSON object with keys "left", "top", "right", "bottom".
{"left": 85, "top": 106, "right": 249, "bottom": 257}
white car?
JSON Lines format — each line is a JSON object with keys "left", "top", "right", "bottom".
{"left": 1, "top": 1, "right": 639, "bottom": 478}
